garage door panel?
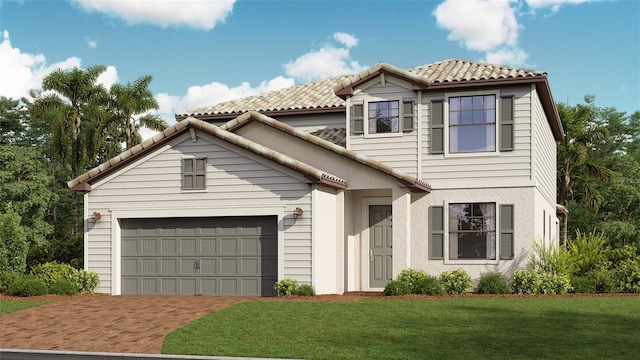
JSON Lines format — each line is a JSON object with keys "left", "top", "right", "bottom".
{"left": 181, "top": 238, "right": 198, "bottom": 254}
{"left": 201, "top": 238, "right": 217, "bottom": 255}
{"left": 161, "top": 239, "right": 177, "bottom": 254}
{"left": 161, "top": 258, "right": 177, "bottom": 274}
{"left": 121, "top": 216, "right": 277, "bottom": 296}
{"left": 242, "top": 258, "right": 259, "bottom": 275}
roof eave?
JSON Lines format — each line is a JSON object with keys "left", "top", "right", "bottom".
{"left": 176, "top": 106, "right": 346, "bottom": 122}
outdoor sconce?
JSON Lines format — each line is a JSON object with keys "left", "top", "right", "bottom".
{"left": 293, "top": 207, "right": 304, "bottom": 219}
{"left": 91, "top": 212, "right": 102, "bottom": 221}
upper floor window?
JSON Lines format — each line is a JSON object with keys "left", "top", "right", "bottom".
{"left": 182, "top": 158, "right": 206, "bottom": 191}
{"left": 368, "top": 100, "right": 399, "bottom": 134}
{"left": 449, "top": 95, "right": 496, "bottom": 153}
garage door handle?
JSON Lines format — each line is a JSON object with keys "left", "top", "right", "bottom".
{"left": 194, "top": 259, "right": 200, "bottom": 270}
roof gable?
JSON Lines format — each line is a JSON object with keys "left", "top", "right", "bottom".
{"left": 221, "top": 111, "right": 431, "bottom": 193}
{"left": 68, "top": 118, "right": 347, "bottom": 191}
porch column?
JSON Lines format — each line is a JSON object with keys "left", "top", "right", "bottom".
{"left": 392, "top": 186, "right": 411, "bottom": 276}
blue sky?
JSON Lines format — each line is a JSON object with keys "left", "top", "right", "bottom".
{"left": 1, "top": 0, "right": 638, "bottom": 135}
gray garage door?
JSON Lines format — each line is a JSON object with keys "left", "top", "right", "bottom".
{"left": 121, "top": 216, "right": 277, "bottom": 296}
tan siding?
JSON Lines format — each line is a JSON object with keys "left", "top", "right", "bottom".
{"left": 86, "top": 132, "right": 313, "bottom": 293}
{"left": 348, "top": 78, "right": 419, "bottom": 175}
{"left": 532, "top": 88, "right": 557, "bottom": 204}
{"left": 422, "top": 85, "right": 534, "bottom": 188}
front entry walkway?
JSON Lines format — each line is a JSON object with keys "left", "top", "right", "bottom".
{"left": 0, "top": 294, "right": 250, "bottom": 354}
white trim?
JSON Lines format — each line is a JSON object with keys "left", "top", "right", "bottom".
{"left": 83, "top": 193, "right": 89, "bottom": 271}
{"left": 417, "top": 90, "right": 423, "bottom": 178}
{"left": 444, "top": 89, "right": 501, "bottom": 157}
{"left": 360, "top": 197, "right": 391, "bottom": 291}
{"left": 363, "top": 97, "right": 404, "bottom": 139}
{"left": 108, "top": 205, "right": 286, "bottom": 296}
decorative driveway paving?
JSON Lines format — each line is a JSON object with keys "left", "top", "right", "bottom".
{"left": 0, "top": 294, "right": 250, "bottom": 354}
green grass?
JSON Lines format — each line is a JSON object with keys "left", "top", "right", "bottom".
{"left": 0, "top": 299, "right": 51, "bottom": 315}
{"left": 163, "top": 296, "right": 640, "bottom": 360}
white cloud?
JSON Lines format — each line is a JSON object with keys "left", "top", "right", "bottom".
{"left": 85, "top": 36, "right": 97, "bottom": 49}
{"left": 97, "top": 65, "right": 118, "bottom": 89}
{"left": 526, "top": 0, "right": 593, "bottom": 13}
{"left": 485, "top": 47, "right": 528, "bottom": 65}
{"left": 433, "top": 0, "right": 520, "bottom": 52}
{"left": 0, "top": 30, "right": 81, "bottom": 99}
{"left": 70, "top": 0, "right": 235, "bottom": 30}
{"left": 333, "top": 32, "right": 358, "bottom": 48}
{"left": 284, "top": 32, "right": 366, "bottom": 81}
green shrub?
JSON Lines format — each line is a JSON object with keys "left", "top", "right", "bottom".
{"left": 567, "top": 231, "right": 607, "bottom": 276}
{"left": 274, "top": 278, "right": 299, "bottom": 296}
{"left": 591, "top": 266, "right": 617, "bottom": 293}
{"left": 0, "top": 271, "right": 20, "bottom": 293}
{"left": 477, "top": 272, "right": 509, "bottom": 294}
{"left": 8, "top": 274, "right": 48, "bottom": 296}
{"left": 529, "top": 242, "right": 574, "bottom": 276}
{"left": 614, "top": 259, "right": 640, "bottom": 293}
{"left": 49, "top": 279, "right": 78, "bottom": 295}
{"left": 70, "top": 270, "right": 100, "bottom": 293}
{"left": 412, "top": 275, "right": 444, "bottom": 295}
{"left": 295, "top": 284, "right": 316, "bottom": 297}
{"left": 383, "top": 280, "right": 411, "bottom": 296}
{"left": 439, "top": 269, "right": 472, "bottom": 295}
{"left": 396, "top": 268, "right": 429, "bottom": 293}
{"left": 30, "top": 261, "right": 77, "bottom": 288}
{"left": 511, "top": 270, "right": 571, "bottom": 294}
{"left": 511, "top": 270, "right": 541, "bottom": 294}
{"left": 570, "top": 275, "right": 596, "bottom": 294}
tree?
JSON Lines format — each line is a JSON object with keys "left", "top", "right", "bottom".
{"left": 0, "top": 96, "right": 25, "bottom": 145}
{"left": 557, "top": 96, "right": 615, "bottom": 214}
{"left": 0, "top": 205, "right": 28, "bottom": 273}
{"left": 0, "top": 145, "right": 56, "bottom": 246}
{"left": 29, "top": 65, "right": 108, "bottom": 234}
{"left": 104, "top": 75, "right": 167, "bottom": 149}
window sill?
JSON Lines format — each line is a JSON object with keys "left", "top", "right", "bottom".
{"left": 181, "top": 189, "right": 208, "bottom": 193}
{"left": 444, "top": 151, "right": 501, "bottom": 159}
{"left": 443, "top": 258, "right": 501, "bottom": 265}
{"left": 363, "top": 132, "right": 404, "bottom": 139}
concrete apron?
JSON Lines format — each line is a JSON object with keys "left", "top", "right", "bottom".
{"left": 0, "top": 349, "right": 300, "bottom": 360}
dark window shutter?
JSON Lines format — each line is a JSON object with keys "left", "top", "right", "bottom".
{"left": 500, "top": 204, "right": 514, "bottom": 259}
{"left": 182, "top": 158, "right": 206, "bottom": 190}
{"left": 500, "top": 96, "right": 514, "bottom": 151}
{"left": 402, "top": 101, "right": 414, "bottom": 132}
{"left": 430, "top": 100, "right": 444, "bottom": 154}
{"left": 429, "top": 206, "right": 444, "bottom": 260}
{"left": 351, "top": 104, "right": 364, "bottom": 135}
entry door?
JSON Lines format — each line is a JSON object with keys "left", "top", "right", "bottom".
{"left": 369, "top": 205, "right": 393, "bottom": 288}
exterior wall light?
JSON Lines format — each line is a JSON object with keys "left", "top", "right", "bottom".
{"left": 293, "top": 207, "right": 304, "bottom": 219}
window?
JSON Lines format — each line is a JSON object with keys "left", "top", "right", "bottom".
{"left": 182, "top": 158, "right": 206, "bottom": 190}
{"left": 449, "top": 95, "right": 496, "bottom": 153}
{"left": 368, "top": 100, "right": 399, "bottom": 134}
{"left": 448, "top": 203, "right": 496, "bottom": 260}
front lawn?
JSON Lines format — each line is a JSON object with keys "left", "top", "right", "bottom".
{"left": 0, "top": 299, "right": 50, "bottom": 315}
{"left": 163, "top": 296, "right": 640, "bottom": 360}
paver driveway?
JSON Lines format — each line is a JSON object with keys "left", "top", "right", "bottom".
{"left": 0, "top": 294, "right": 250, "bottom": 354}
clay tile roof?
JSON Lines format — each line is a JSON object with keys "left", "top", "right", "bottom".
{"left": 180, "top": 59, "right": 546, "bottom": 118}
{"left": 182, "top": 75, "right": 351, "bottom": 118}
{"left": 309, "top": 128, "right": 346, "bottom": 147}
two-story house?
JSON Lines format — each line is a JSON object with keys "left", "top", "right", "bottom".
{"left": 69, "top": 59, "right": 565, "bottom": 296}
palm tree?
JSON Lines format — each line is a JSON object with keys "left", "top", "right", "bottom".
{"left": 29, "top": 65, "right": 108, "bottom": 235}
{"left": 557, "top": 97, "right": 615, "bottom": 244}
{"left": 104, "top": 75, "right": 167, "bottom": 150}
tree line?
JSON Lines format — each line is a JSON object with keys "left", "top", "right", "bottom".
{"left": 1, "top": 66, "right": 167, "bottom": 271}
{"left": 1, "top": 66, "right": 639, "bottom": 272}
